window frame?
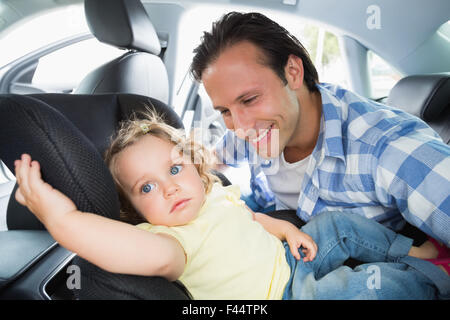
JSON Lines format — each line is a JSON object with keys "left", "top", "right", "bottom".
{"left": 0, "top": 33, "right": 94, "bottom": 94}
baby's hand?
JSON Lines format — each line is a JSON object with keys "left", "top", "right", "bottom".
{"left": 14, "top": 154, "right": 77, "bottom": 225}
{"left": 285, "top": 226, "right": 318, "bottom": 262}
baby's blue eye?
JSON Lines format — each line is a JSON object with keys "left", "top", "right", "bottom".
{"left": 141, "top": 183, "right": 155, "bottom": 194}
{"left": 170, "top": 165, "right": 183, "bottom": 175}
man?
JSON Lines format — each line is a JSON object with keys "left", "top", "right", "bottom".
{"left": 189, "top": 11, "right": 450, "bottom": 252}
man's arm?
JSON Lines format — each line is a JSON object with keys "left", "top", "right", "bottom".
{"left": 373, "top": 134, "right": 450, "bottom": 247}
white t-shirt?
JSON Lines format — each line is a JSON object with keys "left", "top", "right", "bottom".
{"left": 263, "top": 152, "right": 311, "bottom": 210}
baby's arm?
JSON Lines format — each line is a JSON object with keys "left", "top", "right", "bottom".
{"left": 14, "top": 154, "right": 185, "bottom": 281}
{"left": 248, "top": 206, "right": 317, "bottom": 262}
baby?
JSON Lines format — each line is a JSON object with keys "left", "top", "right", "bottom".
{"left": 14, "top": 111, "right": 449, "bottom": 299}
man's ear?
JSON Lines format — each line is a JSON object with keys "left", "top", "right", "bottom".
{"left": 284, "top": 54, "right": 304, "bottom": 90}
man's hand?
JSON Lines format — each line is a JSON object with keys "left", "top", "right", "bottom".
{"left": 14, "top": 153, "right": 77, "bottom": 225}
{"left": 284, "top": 224, "right": 317, "bottom": 262}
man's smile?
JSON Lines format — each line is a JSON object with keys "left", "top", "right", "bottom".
{"left": 251, "top": 123, "right": 274, "bottom": 144}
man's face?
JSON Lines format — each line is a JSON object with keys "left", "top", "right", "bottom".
{"left": 202, "top": 41, "right": 301, "bottom": 159}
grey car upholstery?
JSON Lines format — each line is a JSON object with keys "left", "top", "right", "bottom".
{"left": 387, "top": 73, "right": 450, "bottom": 144}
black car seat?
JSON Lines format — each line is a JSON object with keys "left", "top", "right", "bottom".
{"left": 0, "top": 93, "right": 195, "bottom": 299}
{"left": 74, "top": 0, "right": 169, "bottom": 105}
{"left": 387, "top": 73, "right": 450, "bottom": 145}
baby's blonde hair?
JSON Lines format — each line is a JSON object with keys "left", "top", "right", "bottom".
{"left": 104, "top": 109, "right": 219, "bottom": 225}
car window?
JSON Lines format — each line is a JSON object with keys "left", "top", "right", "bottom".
{"left": 0, "top": 5, "right": 124, "bottom": 94}
{"left": 0, "top": 4, "right": 124, "bottom": 94}
{"left": 302, "top": 27, "right": 348, "bottom": 89}
{"left": 0, "top": 5, "right": 87, "bottom": 68}
{"left": 31, "top": 38, "right": 124, "bottom": 93}
{"left": 368, "top": 50, "right": 403, "bottom": 99}
{"left": 437, "top": 20, "right": 450, "bottom": 39}
{"left": 173, "top": 5, "right": 349, "bottom": 105}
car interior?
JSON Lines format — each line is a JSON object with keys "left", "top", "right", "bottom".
{"left": 0, "top": 0, "right": 449, "bottom": 300}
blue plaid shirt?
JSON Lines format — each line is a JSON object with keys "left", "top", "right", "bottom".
{"left": 215, "top": 83, "right": 450, "bottom": 246}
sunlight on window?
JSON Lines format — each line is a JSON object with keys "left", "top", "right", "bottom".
{"left": 436, "top": 20, "right": 450, "bottom": 42}
{"left": 32, "top": 38, "right": 124, "bottom": 92}
{"left": 173, "top": 4, "right": 349, "bottom": 105}
{"left": 368, "top": 51, "right": 403, "bottom": 99}
{"left": 0, "top": 4, "right": 88, "bottom": 67}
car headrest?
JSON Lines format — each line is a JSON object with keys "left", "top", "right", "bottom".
{"left": 84, "top": 0, "right": 161, "bottom": 55}
{"left": 0, "top": 95, "right": 121, "bottom": 229}
{"left": 27, "top": 93, "right": 184, "bottom": 156}
{"left": 387, "top": 73, "right": 450, "bottom": 122}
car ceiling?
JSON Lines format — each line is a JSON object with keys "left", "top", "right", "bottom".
{"left": 0, "top": 0, "right": 449, "bottom": 75}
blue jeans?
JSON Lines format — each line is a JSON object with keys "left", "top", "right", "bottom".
{"left": 282, "top": 211, "right": 450, "bottom": 300}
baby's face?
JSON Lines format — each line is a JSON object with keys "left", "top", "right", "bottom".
{"left": 114, "top": 134, "right": 206, "bottom": 226}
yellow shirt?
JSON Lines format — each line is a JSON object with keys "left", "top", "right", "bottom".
{"left": 137, "top": 183, "right": 291, "bottom": 300}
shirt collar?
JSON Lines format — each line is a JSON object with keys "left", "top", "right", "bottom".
{"left": 313, "top": 83, "right": 347, "bottom": 164}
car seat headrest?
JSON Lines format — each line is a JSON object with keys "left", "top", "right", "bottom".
{"left": 387, "top": 73, "right": 450, "bottom": 122}
{"left": 0, "top": 95, "right": 121, "bottom": 229}
{"left": 84, "top": 0, "right": 161, "bottom": 55}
